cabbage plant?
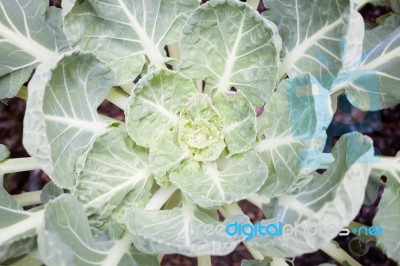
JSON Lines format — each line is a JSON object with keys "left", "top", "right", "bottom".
{"left": 0, "top": 0, "right": 399, "bottom": 265}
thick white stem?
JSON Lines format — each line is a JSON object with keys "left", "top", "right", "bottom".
{"left": 244, "top": 243, "right": 264, "bottom": 260}
{"left": 0, "top": 157, "right": 40, "bottom": 174}
{"left": 271, "top": 257, "right": 290, "bottom": 266}
{"left": 12, "top": 190, "right": 42, "bottom": 207}
{"left": 246, "top": 0, "right": 260, "bottom": 10}
{"left": 102, "top": 232, "right": 132, "bottom": 266}
{"left": 197, "top": 255, "right": 212, "bottom": 266}
{"left": 106, "top": 88, "right": 130, "bottom": 110}
{"left": 116, "top": 0, "right": 165, "bottom": 69}
{"left": 120, "top": 83, "right": 135, "bottom": 95}
{"left": 321, "top": 241, "right": 362, "bottom": 266}
{"left": 145, "top": 186, "right": 178, "bottom": 210}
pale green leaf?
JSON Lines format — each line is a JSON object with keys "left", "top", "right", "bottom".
{"left": 149, "top": 128, "right": 190, "bottom": 186}
{"left": 62, "top": 0, "right": 198, "bottom": 84}
{"left": 125, "top": 204, "right": 249, "bottom": 256}
{"left": 335, "top": 16, "right": 400, "bottom": 110}
{"left": 364, "top": 15, "right": 400, "bottom": 50}
{"left": 23, "top": 52, "right": 115, "bottom": 189}
{"left": 73, "top": 128, "right": 153, "bottom": 231}
{"left": 179, "top": 0, "right": 281, "bottom": 106}
{"left": 124, "top": 246, "right": 159, "bottom": 266}
{"left": 0, "top": 144, "right": 10, "bottom": 162}
{"left": 38, "top": 195, "right": 134, "bottom": 266}
{"left": 4, "top": 253, "right": 43, "bottom": 266}
{"left": 255, "top": 75, "right": 332, "bottom": 197}
{"left": 0, "top": 186, "right": 42, "bottom": 254}
{"left": 373, "top": 178, "right": 400, "bottom": 263}
{"left": 363, "top": 170, "right": 383, "bottom": 205}
{"left": 263, "top": 0, "right": 362, "bottom": 87}
{"left": 0, "top": 238, "right": 36, "bottom": 264}
{"left": 248, "top": 133, "right": 374, "bottom": 257}
{"left": 170, "top": 151, "right": 268, "bottom": 208}
{"left": 40, "top": 181, "right": 63, "bottom": 204}
{"left": 213, "top": 90, "right": 256, "bottom": 156}
{"left": 178, "top": 93, "right": 226, "bottom": 161}
{"left": 126, "top": 70, "right": 197, "bottom": 148}
{"left": 0, "top": 1, "right": 69, "bottom": 99}
{"left": 372, "top": 154, "right": 400, "bottom": 263}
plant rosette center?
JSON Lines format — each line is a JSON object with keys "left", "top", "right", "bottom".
{"left": 179, "top": 118, "right": 221, "bottom": 149}
{"left": 178, "top": 94, "right": 226, "bottom": 161}
{"left": 126, "top": 70, "right": 267, "bottom": 206}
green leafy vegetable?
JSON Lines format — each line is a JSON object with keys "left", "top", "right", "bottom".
{"left": 62, "top": 0, "right": 198, "bottom": 84}
{"left": 1, "top": 0, "right": 399, "bottom": 264}
{"left": 23, "top": 52, "right": 115, "bottom": 189}
{"left": 0, "top": 1, "right": 69, "bottom": 99}
{"left": 248, "top": 133, "right": 374, "bottom": 257}
{"left": 180, "top": 0, "right": 281, "bottom": 106}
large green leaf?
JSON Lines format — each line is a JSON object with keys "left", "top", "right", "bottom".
{"left": 126, "top": 70, "right": 197, "bottom": 148}
{"left": 263, "top": 0, "right": 363, "bottom": 88}
{"left": 0, "top": 238, "right": 36, "bottom": 264}
{"left": 255, "top": 75, "right": 332, "bottom": 197}
{"left": 62, "top": 0, "right": 198, "bottom": 84}
{"left": 0, "top": 1, "right": 69, "bottom": 99}
{"left": 125, "top": 204, "right": 248, "bottom": 256}
{"left": 213, "top": 91, "right": 256, "bottom": 156}
{"left": 170, "top": 151, "right": 268, "bottom": 208}
{"left": 179, "top": 0, "right": 281, "bottom": 106}
{"left": 38, "top": 195, "right": 136, "bottom": 266}
{"left": 23, "top": 52, "right": 115, "bottom": 189}
{"left": 334, "top": 15, "right": 400, "bottom": 110}
{"left": 149, "top": 127, "right": 191, "bottom": 186}
{"left": 73, "top": 128, "right": 153, "bottom": 230}
{"left": 372, "top": 153, "right": 400, "bottom": 263}
{"left": 0, "top": 187, "right": 41, "bottom": 260}
{"left": 247, "top": 133, "right": 374, "bottom": 257}
{"left": 40, "top": 181, "right": 63, "bottom": 204}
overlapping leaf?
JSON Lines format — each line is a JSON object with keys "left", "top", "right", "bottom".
{"left": 0, "top": 144, "right": 9, "bottom": 162}
{"left": 255, "top": 75, "right": 332, "bottom": 197}
{"left": 213, "top": 91, "right": 256, "bottom": 156}
{"left": 73, "top": 128, "right": 153, "bottom": 230}
{"left": 38, "top": 195, "right": 138, "bottom": 266}
{"left": 0, "top": 1, "right": 69, "bottom": 99}
{"left": 126, "top": 70, "right": 197, "bottom": 148}
{"left": 125, "top": 204, "right": 249, "bottom": 256}
{"left": 23, "top": 52, "right": 115, "bottom": 189}
{"left": 372, "top": 153, "right": 400, "bottom": 263}
{"left": 62, "top": 0, "right": 198, "bottom": 84}
{"left": 334, "top": 15, "right": 400, "bottom": 110}
{"left": 170, "top": 151, "right": 268, "bottom": 208}
{"left": 248, "top": 133, "right": 374, "bottom": 257}
{"left": 180, "top": 0, "right": 281, "bottom": 106}
{"left": 40, "top": 181, "right": 63, "bottom": 204}
{"left": 263, "top": 0, "right": 363, "bottom": 88}
{"left": 0, "top": 187, "right": 41, "bottom": 261}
